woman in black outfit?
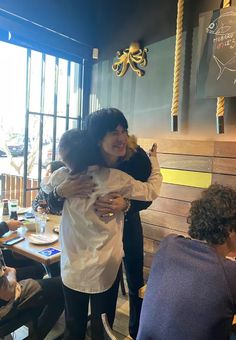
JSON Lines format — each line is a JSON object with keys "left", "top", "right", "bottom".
{"left": 47, "top": 108, "right": 155, "bottom": 339}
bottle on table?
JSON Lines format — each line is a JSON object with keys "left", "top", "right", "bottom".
{"left": 2, "top": 199, "right": 9, "bottom": 216}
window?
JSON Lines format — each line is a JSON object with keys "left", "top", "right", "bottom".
{"left": 0, "top": 41, "right": 85, "bottom": 205}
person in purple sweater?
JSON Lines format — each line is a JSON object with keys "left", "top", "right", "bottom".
{"left": 137, "top": 184, "right": 236, "bottom": 340}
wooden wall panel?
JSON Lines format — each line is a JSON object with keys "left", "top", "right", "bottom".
{"left": 138, "top": 138, "right": 215, "bottom": 156}
{"left": 214, "top": 142, "right": 236, "bottom": 158}
{"left": 159, "top": 183, "right": 203, "bottom": 201}
{"left": 140, "top": 140, "right": 236, "bottom": 282}
{"left": 212, "top": 174, "right": 236, "bottom": 189}
{"left": 161, "top": 168, "right": 212, "bottom": 188}
{"left": 158, "top": 154, "right": 212, "bottom": 172}
{"left": 141, "top": 210, "right": 188, "bottom": 233}
{"left": 150, "top": 197, "right": 191, "bottom": 217}
{"left": 142, "top": 223, "right": 188, "bottom": 241}
{"left": 144, "top": 238, "right": 159, "bottom": 254}
{"left": 213, "top": 158, "right": 236, "bottom": 175}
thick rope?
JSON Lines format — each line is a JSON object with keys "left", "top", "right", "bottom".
{"left": 216, "top": 0, "right": 231, "bottom": 123}
{"left": 171, "top": 0, "right": 184, "bottom": 119}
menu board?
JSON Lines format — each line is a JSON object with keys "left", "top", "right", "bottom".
{"left": 197, "top": 7, "right": 236, "bottom": 98}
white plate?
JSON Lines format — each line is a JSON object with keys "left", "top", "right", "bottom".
{"left": 28, "top": 234, "right": 58, "bottom": 245}
{"left": 18, "top": 208, "right": 31, "bottom": 215}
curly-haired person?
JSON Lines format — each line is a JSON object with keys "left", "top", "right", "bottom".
{"left": 137, "top": 184, "right": 236, "bottom": 340}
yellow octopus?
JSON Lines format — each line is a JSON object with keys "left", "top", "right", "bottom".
{"left": 112, "top": 42, "right": 148, "bottom": 77}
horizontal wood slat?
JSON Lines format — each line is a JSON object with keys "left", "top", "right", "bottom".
{"left": 142, "top": 222, "right": 188, "bottom": 241}
{"left": 144, "top": 238, "right": 160, "bottom": 254}
{"left": 212, "top": 174, "right": 236, "bottom": 189}
{"left": 138, "top": 138, "right": 215, "bottom": 156}
{"left": 214, "top": 142, "right": 236, "bottom": 158}
{"left": 141, "top": 210, "right": 188, "bottom": 232}
{"left": 150, "top": 197, "right": 191, "bottom": 217}
{"left": 213, "top": 158, "right": 236, "bottom": 176}
{"left": 158, "top": 154, "right": 212, "bottom": 172}
{"left": 159, "top": 183, "right": 203, "bottom": 201}
{"left": 161, "top": 168, "right": 212, "bottom": 188}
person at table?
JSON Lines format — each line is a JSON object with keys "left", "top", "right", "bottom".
{"left": 0, "top": 260, "right": 64, "bottom": 340}
{"left": 43, "top": 128, "right": 162, "bottom": 340}
{"left": 0, "top": 220, "right": 45, "bottom": 280}
{"left": 32, "top": 160, "right": 65, "bottom": 215}
{"left": 137, "top": 184, "right": 236, "bottom": 340}
{"left": 47, "top": 108, "right": 154, "bottom": 339}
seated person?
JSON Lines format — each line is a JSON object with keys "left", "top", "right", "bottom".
{"left": 137, "top": 184, "right": 236, "bottom": 340}
{"left": 0, "top": 261, "right": 64, "bottom": 340}
{"left": 0, "top": 220, "right": 45, "bottom": 280}
{"left": 32, "top": 160, "right": 64, "bottom": 215}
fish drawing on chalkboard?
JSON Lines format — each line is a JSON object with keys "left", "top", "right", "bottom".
{"left": 213, "top": 55, "right": 236, "bottom": 80}
{"left": 207, "top": 11, "right": 236, "bottom": 35}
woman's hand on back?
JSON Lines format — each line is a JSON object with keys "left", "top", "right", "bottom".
{"left": 94, "top": 193, "right": 127, "bottom": 221}
{"left": 56, "top": 174, "right": 96, "bottom": 199}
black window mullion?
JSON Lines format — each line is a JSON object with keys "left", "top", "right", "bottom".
{"left": 52, "top": 57, "right": 59, "bottom": 160}
{"left": 65, "top": 60, "right": 71, "bottom": 130}
{"left": 23, "top": 49, "right": 31, "bottom": 206}
{"left": 37, "top": 53, "right": 46, "bottom": 184}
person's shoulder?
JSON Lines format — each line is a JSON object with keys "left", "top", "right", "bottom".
{"left": 161, "top": 234, "right": 184, "bottom": 246}
{"left": 119, "top": 145, "right": 152, "bottom": 180}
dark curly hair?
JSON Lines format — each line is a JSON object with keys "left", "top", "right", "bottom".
{"left": 188, "top": 184, "right": 236, "bottom": 245}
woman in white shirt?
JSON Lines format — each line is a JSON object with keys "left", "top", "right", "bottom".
{"left": 44, "top": 128, "right": 162, "bottom": 340}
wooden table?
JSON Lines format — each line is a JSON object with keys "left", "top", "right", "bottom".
{"left": 0, "top": 214, "right": 61, "bottom": 266}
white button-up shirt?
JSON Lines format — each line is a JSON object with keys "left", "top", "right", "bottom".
{"left": 44, "top": 156, "right": 162, "bottom": 293}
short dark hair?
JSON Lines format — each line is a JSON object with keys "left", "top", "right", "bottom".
{"left": 85, "top": 108, "right": 128, "bottom": 144}
{"left": 188, "top": 184, "right": 236, "bottom": 245}
{"left": 48, "top": 160, "right": 65, "bottom": 173}
{"left": 58, "top": 129, "right": 104, "bottom": 174}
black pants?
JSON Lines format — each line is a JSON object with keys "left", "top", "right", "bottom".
{"left": 19, "top": 277, "right": 64, "bottom": 340}
{"left": 123, "top": 213, "right": 144, "bottom": 339}
{"left": 3, "top": 249, "right": 45, "bottom": 280}
{"left": 63, "top": 269, "right": 120, "bottom": 340}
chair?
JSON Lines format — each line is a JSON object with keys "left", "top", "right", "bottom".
{"left": 101, "top": 313, "right": 118, "bottom": 340}
{"left": 0, "top": 309, "right": 38, "bottom": 339}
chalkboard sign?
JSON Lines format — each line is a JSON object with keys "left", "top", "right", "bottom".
{"left": 197, "top": 7, "right": 236, "bottom": 98}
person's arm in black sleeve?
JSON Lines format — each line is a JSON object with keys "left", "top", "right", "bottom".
{"left": 119, "top": 146, "right": 153, "bottom": 215}
{"left": 0, "top": 222, "right": 9, "bottom": 238}
{"left": 32, "top": 189, "right": 45, "bottom": 212}
{"left": 47, "top": 189, "right": 65, "bottom": 213}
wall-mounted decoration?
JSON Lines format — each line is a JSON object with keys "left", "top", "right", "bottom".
{"left": 112, "top": 42, "right": 148, "bottom": 77}
{"left": 197, "top": 0, "right": 233, "bottom": 134}
{"left": 170, "top": 0, "right": 185, "bottom": 132}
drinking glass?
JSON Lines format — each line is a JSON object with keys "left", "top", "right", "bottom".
{"left": 35, "top": 213, "right": 47, "bottom": 234}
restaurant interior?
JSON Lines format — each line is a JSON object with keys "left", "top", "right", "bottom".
{"left": 1, "top": 0, "right": 236, "bottom": 339}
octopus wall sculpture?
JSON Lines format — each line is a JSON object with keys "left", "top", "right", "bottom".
{"left": 112, "top": 42, "right": 148, "bottom": 77}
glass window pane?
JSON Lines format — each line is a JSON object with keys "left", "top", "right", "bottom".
{"left": 29, "top": 51, "right": 42, "bottom": 113}
{"left": 69, "top": 62, "right": 81, "bottom": 118}
{"left": 0, "top": 41, "right": 27, "bottom": 185}
{"left": 44, "top": 55, "right": 56, "bottom": 115}
{"left": 57, "top": 58, "right": 68, "bottom": 116}
{"left": 69, "top": 118, "right": 79, "bottom": 130}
